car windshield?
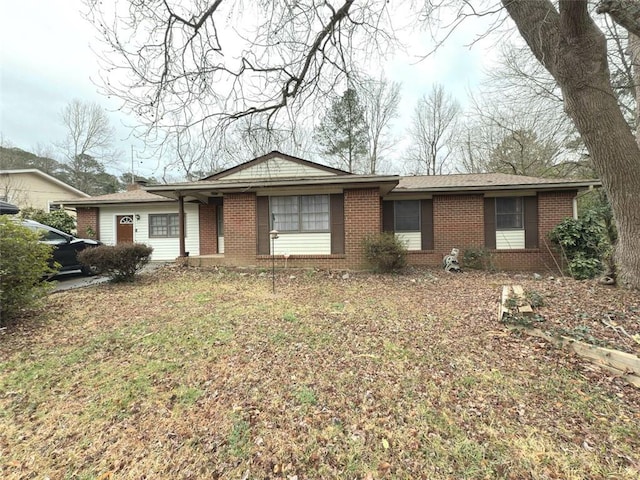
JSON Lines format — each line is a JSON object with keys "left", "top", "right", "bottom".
{"left": 23, "top": 223, "right": 70, "bottom": 244}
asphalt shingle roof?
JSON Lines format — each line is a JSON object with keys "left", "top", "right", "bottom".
{"left": 396, "top": 173, "right": 594, "bottom": 191}
{"left": 56, "top": 188, "right": 172, "bottom": 205}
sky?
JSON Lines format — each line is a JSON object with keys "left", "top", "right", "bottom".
{"left": 0, "top": 1, "right": 497, "bottom": 180}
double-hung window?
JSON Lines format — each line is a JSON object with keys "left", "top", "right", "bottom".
{"left": 394, "top": 200, "right": 421, "bottom": 232}
{"left": 496, "top": 198, "right": 524, "bottom": 229}
{"left": 149, "top": 213, "right": 184, "bottom": 238}
{"left": 271, "top": 195, "right": 329, "bottom": 232}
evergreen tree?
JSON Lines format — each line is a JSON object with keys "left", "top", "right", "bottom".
{"left": 315, "top": 88, "right": 368, "bottom": 173}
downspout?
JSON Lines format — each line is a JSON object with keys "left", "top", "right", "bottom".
{"left": 178, "top": 193, "right": 186, "bottom": 257}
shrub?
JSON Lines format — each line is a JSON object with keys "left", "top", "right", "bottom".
{"left": 362, "top": 232, "right": 407, "bottom": 273}
{"left": 568, "top": 253, "right": 603, "bottom": 281}
{"left": 20, "top": 208, "right": 76, "bottom": 235}
{"left": 0, "top": 217, "right": 55, "bottom": 323}
{"left": 78, "top": 243, "right": 153, "bottom": 282}
{"left": 462, "top": 246, "right": 494, "bottom": 271}
{"left": 549, "top": 215, "right": 606, "bottom": 280}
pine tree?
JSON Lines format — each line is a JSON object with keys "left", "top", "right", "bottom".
{"left": 315, "top": 88, "right": 368, "bottom": 173}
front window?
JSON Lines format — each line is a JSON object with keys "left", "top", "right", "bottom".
{"left": 217, "top": 206, "right": 224, "bottom": 236}
{"left": 496, "top": 197, "right": 523, "bottom": 229}
{"left": 149, "top": 213, "right": 184, "bottom": 237}
{"left": 394, "top": 200, "right": 420, "bottom": 232}
{"left": 271, "top": 195, "right": 329, "bottom": 232}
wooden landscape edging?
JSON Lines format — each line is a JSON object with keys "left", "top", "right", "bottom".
{"left": 499, "top": 285, "right": 640, "bottom": 389}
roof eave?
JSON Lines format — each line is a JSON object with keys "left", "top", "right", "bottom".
{"left": 394, "top": 181, "right": 601, "bottom": 193}
{"left": 145, "top": 176, "right": 401, "bottom": 199}
{"left": 53, "top": 198, "right": 175, "bottom": 207}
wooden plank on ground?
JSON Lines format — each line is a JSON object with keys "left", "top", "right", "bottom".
{"left": 510, "top": 326, "right": 640, "bottom": 388}
{"left": 499, "top": 285, "right": 534, "bottom": 320}
{"left": 511, "top": 285, "right": 533, "bottom": 315}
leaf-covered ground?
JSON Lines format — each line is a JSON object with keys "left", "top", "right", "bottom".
{"left": 1, "top": 266, "right": 639, "bottom": 479}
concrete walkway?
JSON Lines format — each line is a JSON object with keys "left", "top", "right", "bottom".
{"left": 51, "top": 262, "right": 169, "bottom": 292}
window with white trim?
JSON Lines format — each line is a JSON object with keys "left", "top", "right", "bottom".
{"left": 394, "top": 200, "right": 420, "bottom": 232}
{"left": 149, "top": 213, "right": 185, "bottom": 238}
{"left": 271, "top": 195, "right": 329, "bottom": 232}
{"left": 496, "top": 197, "right": 523, "bottom": 229}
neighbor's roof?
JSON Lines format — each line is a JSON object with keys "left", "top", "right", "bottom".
{"left": 53, "top": 188, "right": 173, "bottom": 207}
{"left": 395, "top": 173, "right": 600, "bottom": 192}
{"left": 0, "top": 168, "right": 90, "bottom": 197}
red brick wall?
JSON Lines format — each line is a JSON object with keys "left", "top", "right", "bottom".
{"left": 404, "top": 191, "right": 576, "bottom": 272}
{"left": 344, "top": 188, "right": 381, "bottom": 269}
{"left": 486, "top": 191, "right": 575, "bottom": 272}
{"left": 223, "top": 193, "right": 257, "bottom": 263}
{"left": 204, "top": 188, "right": 381, "bottom": 269}
{"left": 434, "top": 194, "right": 485, "bottom": 254}
{"left": 76, "top": 207, "right": 99, "bottom": 239}
{"left": 189, "top": 189, "right": 577, "bottom": 273}
{"left": 198, "top": 204, "right": 218, "bottom": 255}
{"left": 407, "top": 194, "right": 484, "bottom": 268}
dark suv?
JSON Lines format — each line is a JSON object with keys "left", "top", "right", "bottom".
{"left": 22, "top": 219, "right": 102, "bottom": 275}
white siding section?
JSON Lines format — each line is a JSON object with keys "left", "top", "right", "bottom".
{"left": 496, "top": 230, "right": 525, "bottom": 250}
{"left": 218, "top": 236, "right": 224, "bottom": 254}
{"left": 99, "top": 204, "right": 200, "bottom": 260}
{"left": 224, "top": 157, "right": 337, "bottom": 180}
{"left": 395, "top": 232, "right": 422, "bottom": 251}
{"left": 271, "top": 232, "right": 331, "bottom": 255}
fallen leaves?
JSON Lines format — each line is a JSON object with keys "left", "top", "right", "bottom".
{"left": 0, "top": 267, "right": 639, "bottom": 479}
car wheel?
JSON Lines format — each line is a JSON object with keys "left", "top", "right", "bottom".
{"left": 81, "top": 265, "right": 99, "bottom": 276}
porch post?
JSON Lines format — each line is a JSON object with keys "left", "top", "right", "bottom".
{"left": 178, "top": 193, "right": 186, "bottom": 257}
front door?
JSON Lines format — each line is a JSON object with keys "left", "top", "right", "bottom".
{"left": 116, "top": 215, "right": 134, "bottom": 243}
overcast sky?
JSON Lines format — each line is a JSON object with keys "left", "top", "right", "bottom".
{"left": 0, "top": 1, "right": 496, "bottom": 179}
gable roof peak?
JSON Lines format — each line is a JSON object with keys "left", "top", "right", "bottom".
{"left": 203, "top": 151, "right": 351, "bottom": 180}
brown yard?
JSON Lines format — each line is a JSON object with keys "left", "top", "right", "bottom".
{"left": 1, "top": 266, "right": 639, "bottom": 479}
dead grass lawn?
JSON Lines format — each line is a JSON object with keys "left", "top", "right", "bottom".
{"left": 1, "top": 266, "right": 639, "bottom": 479}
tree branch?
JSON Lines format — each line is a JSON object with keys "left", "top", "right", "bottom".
{"left": 597, "top": 0, "right": 640, "bottom": 38}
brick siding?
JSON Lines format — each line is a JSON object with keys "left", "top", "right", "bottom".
{"left": 223, "top": 193, "right": 257, "bottom": 263}
{"left": 76, "top": 207, "right": 99, "bottom": 239}
{"left": 198, "top": 204, "right": 218, "bottom": 255}
{"left": 190, "top": 189, "right": 577, "bottom": 272}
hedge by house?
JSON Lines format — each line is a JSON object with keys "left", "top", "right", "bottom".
{"left": 78, "top": 243, "right": 153, "bottom": 282}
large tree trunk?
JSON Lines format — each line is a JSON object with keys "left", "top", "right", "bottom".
{"left": 503, "top": 0, "right": 640, "bottom": 288}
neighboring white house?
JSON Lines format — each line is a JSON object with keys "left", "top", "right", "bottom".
{"left": 55, "top": 184, "right": 200, "bottom": 261}
{"left": 0, "top": 169, "right": 89, "bottom": 212}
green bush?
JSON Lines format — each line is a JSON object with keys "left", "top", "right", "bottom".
{"left": 363, "top": 232, "right": 407, "bottom": 273}
{"left": 20, "top": 208, "right": 76, "bottom": 235}
{"left": 0, "top": 217, "right": 55, "bottom": 323}
{"left": 549, "top": 215, "right": 607, "bottom": 280}
{"left": 78, "top": 243, "right": 153, "bottom": 282}
{"left": 568, "top": 253, "right": 603, "bottom": 280}
{"left": 462, "top": 246, "right": 494, "bottom": 271}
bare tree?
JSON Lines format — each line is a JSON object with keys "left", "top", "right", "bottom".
{"left": 358, "top": 76, "right": 401, "bottom": 174}
{"left": 458, "top": 89, "right": 588, "bottom": 178}
{"left": 58, "top": 100, "right": 123, "bottom": 194}
{"left": 59, "top": 100, "right": 114, "bottom": 162}
{"left": 406, "top": 84, "right": 460, "bottom": 175}
{"left": 84, "top": 1, "right": 396, "bottom": 136}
